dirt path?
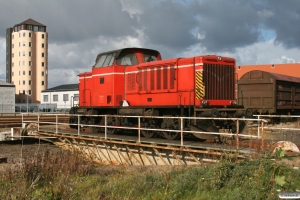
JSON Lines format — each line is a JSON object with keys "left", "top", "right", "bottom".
{"left": 0, "top": 139, "right": 61, "bottom": 171}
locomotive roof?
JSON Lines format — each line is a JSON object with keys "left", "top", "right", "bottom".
{"left": 94, "top": 47, "right": 160, "bottom": 62}
{"left": 240, "top": 70, "right": 300, "bottom": 83}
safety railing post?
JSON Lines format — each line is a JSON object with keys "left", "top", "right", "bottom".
{"left": 21, "top": 114, "right": 24, "bottom": 127}
{"left": 138, "top": 117, "right": 141, "bottom": 143}
{"left": 236, "top": 119, "right": 239, "bottom": 151}
{"left": 258, "top": 116, "right": 261, "bottom": 138}
{"left": 77, "top": 115, "right": 80, "bottom": 136}
{"left": 56, "top": 114, "right": 58, "bottom": 134}
{"left": 261, "top": 120, "right": 264, "bottom": 150}
{"left": 105, "top": 115, "right": 107, "bottom": 139}
{"left": 37, "top": 114, "right": 40, "bottom": 131}
{"left": 180, "top": 118, "right": 183, "bottom": 146}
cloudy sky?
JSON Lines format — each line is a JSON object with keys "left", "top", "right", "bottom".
{"left": 1, "top": 0, "right": 300, "bottom": 88}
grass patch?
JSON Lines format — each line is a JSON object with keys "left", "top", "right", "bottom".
{"left": 0, "top": 148, "right": 299, "bottom": 200}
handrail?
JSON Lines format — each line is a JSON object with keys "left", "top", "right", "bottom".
{"left": 20, "top": 113, "right": 270, "bottom": 150}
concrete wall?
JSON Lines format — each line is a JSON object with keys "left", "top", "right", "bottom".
{"left": 0, "top": 86, "right": 15, "bottom": 113}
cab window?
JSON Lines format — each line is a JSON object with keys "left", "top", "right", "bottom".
{"left": 95, "top": 53, "right": 115, "bottom": 68}
{"left": 144, "top": 53, "right": 158, "bottom": 62}
{"left": 117, "top": 53, "right": 138, "bottom": 65}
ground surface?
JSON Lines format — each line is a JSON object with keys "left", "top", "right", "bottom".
{"left": 0, "top": 140, "right": 61, "bottom": 171}
{"left": 0, "top": 137, "right": 299, "bottom": 174}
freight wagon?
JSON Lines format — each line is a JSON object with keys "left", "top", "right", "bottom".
{"left": 238, "top": 70, "right": 300, "bottom": 115}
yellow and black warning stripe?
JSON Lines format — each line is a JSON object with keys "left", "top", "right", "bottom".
{"left": 195, "top": 71, "right": 205, "bottom": 99}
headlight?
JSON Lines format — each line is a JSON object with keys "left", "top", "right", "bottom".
{"left": 201, "top": 100, "right": 208, "bottom": 105}
{"left": 230, "top": 100, "right": 237, "bottom": 105}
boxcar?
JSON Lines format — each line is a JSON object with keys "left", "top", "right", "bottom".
{"left": 237, "top": 70, "right": 300, "bottom": 114}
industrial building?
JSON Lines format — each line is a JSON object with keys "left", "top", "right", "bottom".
{"left": 40, "top": 84, "right": 79, "bottom": 111}
{"left": 0, "top": 80, "right": 15, "bottom": 113}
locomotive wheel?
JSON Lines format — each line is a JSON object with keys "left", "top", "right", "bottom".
{"left": 106, "top": 116, "right": 117, "bottom": 134}
{"left": 162, "top": 131, "right": 180, "bottom": 140}
{"left": 161, "top": 115, "right": 180, "bottom": 140}
{"left": 69, "top": 117, "right": 78, "bottom": 130}
{"left": 88, "top": 117, "right": 99, "bottom": 133}
{"left": 141, "top": 129, "right": 156, "bottom": 138}
{"left": 141, "top": 120, "right": 159, "bottom": 138}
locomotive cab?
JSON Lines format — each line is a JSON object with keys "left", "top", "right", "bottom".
{"left": 78, "top": 48, "right": 161, "bottom": 107}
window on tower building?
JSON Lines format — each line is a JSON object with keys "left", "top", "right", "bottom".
{"left": 29, "top": 42, "right": 32, "bottom": 47}
{"left": 23, "top": 80, "right": 25, "bottom": 85}
{"left": 29, "top": 52, "right": 31, "bottom": 56}
{"left": 42, "top": 62, "right": 45, "bottom": 67}
{"left": 12, "top": 53, "right": 14, "bottom": 57}
{"left": 28, "top": 25, "right": 32, "bottom": 30}
{"left": 28, "top": 90, "right": 31, "bottom": 95}
{"left": 39, "top": 26, "right": 44, "bottom": 32}
{"left": 29, "top": 80, "right": 31, "bottom": 85}
{"left": 33, "top": 26, "right": 38, "bottom": 32}
{"left": 23, "top": 51, "right": 25, "bottom": 56}
{"left": 23, "top": 71, "right": 25, "bottom": 75}
{"left": 42, "top": 43, "right": 44, "bottom": 48}
{"left": 42, "top": 81, "right": 44, "bottom": 85}
{"left": 12, "top": 44, "right": 14, "bottom": 48}
{"left": 42, "top": 34, "right": 45, "bottom": 39}
{"left": 23, "top": 32, "right": 25, "bottom": 37}
{"left": 22, "top": 61, "right": 25, "bottom": 66}
{"left": 42, "top": 53, "right": 44, "bottom": 57}
{"left": 12, "top": 72, "right": 14, "bottom": 76}
{"left": 29, "top": 71, "right": 31, "bottom": 75}
{"left": 29, "top": 61, "right": 31, "bottom": 66}
{"left": 29, "top": 33, "right": 31, "bottom": 37}
{"left": 23, "top": 42, "right": 25, "bottom": 46}
{"left": 42, "top": 71, "right": 44, "bottom": 76}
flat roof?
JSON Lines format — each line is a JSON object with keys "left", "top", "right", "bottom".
{"left": 0, "top": 80, "right": 15, "bottom": 87}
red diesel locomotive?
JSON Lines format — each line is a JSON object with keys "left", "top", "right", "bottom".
{"left": 69, "top": 47, "right": 252, "bottom": 140}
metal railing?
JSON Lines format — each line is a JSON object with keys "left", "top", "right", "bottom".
{"left": 19, "top": 113, "right": 269, "bottom": 150}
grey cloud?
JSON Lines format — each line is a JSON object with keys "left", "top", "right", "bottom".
{"left": 0, "top": 0, "right": 138, "bottom": 43}
{"left": 139, "top": 0, "right": 198, "bottom": 50}
{"left": 1, "top": 0, "right": 300, "bottom": 87}
{"left": 191, "top": 0, "right": 261, "bottom": 52}
{"left": 261, "top": 0, "right": 300, "bottom": 48}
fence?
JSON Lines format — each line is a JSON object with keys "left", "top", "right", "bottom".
{"left": 0, "top": 103, "right": 58, "bottom": 113}
{"left": 21, "top": 113, "right": 267, "bottom": 150}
